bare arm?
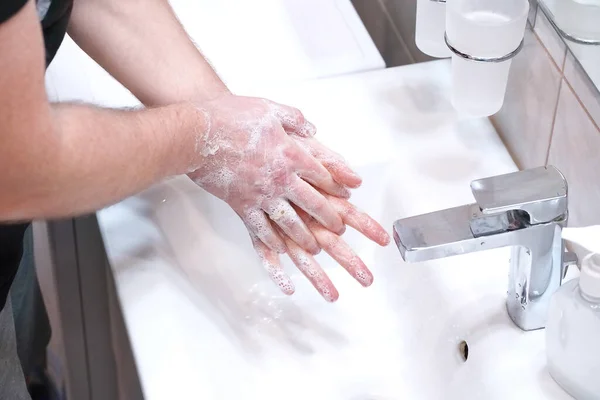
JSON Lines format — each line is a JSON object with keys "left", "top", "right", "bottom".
{"left": 0, "top": 1, "right": 333, "bottom": 232}
{"left": 0, "top": 1, "right": 201, "bottom": 221}
{"left": 68, "top": 0, "right": 229, "bottom": 106}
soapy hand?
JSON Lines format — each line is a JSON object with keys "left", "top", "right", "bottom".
{"left": 187, "top": 95, "right": 349, "bottom": 255}
{"left": 187, "top": 94, "right": 389, "bottom": 300}
{"left": 254, "top": 122, "right": 389, "bottom": 300}
{"left": 251, "top": 192, "right": 390, "bottom": 301}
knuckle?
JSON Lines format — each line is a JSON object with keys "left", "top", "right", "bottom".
{"left": 272, "top": 103, "right": 305, "bottom": 128}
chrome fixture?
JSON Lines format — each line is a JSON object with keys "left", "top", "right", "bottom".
{"left": 393, "top": 166, "right": 577, "bottom": 331}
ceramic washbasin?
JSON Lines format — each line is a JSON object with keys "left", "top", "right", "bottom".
{"left": 98, "top": 62, "right": 572, "bottom": 399}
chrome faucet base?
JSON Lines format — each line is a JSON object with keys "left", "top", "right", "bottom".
{"left": 393, "top": 166, "right": 574, "bottom": 331}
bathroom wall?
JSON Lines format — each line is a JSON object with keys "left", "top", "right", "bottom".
{"left": 490, "top": 9, "right": 600, "bottom": 233}
{"left": 351, "top": 0, "right": 434, "bottom": 66}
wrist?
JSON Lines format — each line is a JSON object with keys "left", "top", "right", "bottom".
{"left": 160, "top": 102, "right": 208, "bottom": 176}
{"left": 193, "top": 84, "right": 231, "bottom": 102}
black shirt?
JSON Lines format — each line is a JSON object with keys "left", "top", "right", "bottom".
{"left": 0, "top": 0, "right": 73, "bottom": 311}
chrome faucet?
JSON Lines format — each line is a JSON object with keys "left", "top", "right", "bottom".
{"left": 393, "top": 166, "right": 577, "bottom": 331}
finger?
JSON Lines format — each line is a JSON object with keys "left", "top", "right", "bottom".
{"left": 286, "top": 176, "right": 345, "bottom": 235}
{"left": 293, "top": 136, "right": 362, "bottom": 188}
{"left": 325, "top": 194, "right": 391, "bottom": 246}
{"left": 250, "top": 233, "right": 295, "bottom": 295}
{"left": 280, "top": 230, "right": 339, "bottom": 302}
{"left": 285, "top": 140, "right": 350, "bottom": 199}
{"left": 297, "top": 209, "right": 374, "bottom": 287}
{"left": 268, "top": 101, "right": 316, "bottom": 137}
{"left": 241, "top": 208, "right": 287, "bottom": 253}
{"left": 263, "top": 198, "right": 320, "bottom": 255}
{"left": 294, "top": 147, "right": 351, "bottom": 199}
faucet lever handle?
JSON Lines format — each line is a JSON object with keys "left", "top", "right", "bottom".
{"left": 470, "top": 166, "right": 568, "bottom": 225}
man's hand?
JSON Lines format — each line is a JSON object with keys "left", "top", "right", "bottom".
{"left": 185, "top": 96, "right": 390, "bottom": 300}
{"left": 187, "top": 95, "right": 350, "bottom": 255}
{"left": 263, "top": 136, "right": 390, "bottom": 301}
{"left": 251, "top": 194, "right": 390, "bottom": 302}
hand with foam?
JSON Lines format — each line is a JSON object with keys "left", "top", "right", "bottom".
{"left": 251, "top": 134, "right": 391, "bottom": 301}
{"left": 250, "top": 191, "right": 390, "bottom": 302}
{"left": 187, "top": 95, "right": 348, "bottom": 255}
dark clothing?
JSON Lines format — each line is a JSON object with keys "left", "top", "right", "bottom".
{"left": 0, "top": 0, "right": 28, "bottom": 23}
{"left": 0, "top": 224, "right": 29, "bottom": 311}
{"left": 0, "top": 0, "right": 73, "bottom": 66}
{"left": 0, "top": 0, "right": 73, "bottom": 311}
{"left": 40, "top": 0, "right": 74, "bottom": 66}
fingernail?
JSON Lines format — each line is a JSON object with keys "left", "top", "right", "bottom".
{"left": 279, "top": 279, "right": 296, "bottom": 295}
{"left": 357, "top": 268, "right": 374, "bottom": 287}
{"left": 381, "top": 232, "right": 391, "bottom": 246}
{"left": 321, "top": 287, "right": 339, "bottom": 302}
{"left": 311, "top": 246, "right": 321, "bottom": 255}
{"left": 351, "top": 172, "right": 362, "bottom": 184}
{"left": 338, "top": 225, "right": 347, "bottom": 236}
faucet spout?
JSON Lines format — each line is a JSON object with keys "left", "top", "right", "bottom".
{"left": 392, "top": 166, "right": 573, "bottom": 332}
{"left": 394, "top": 203, "right": 521, "bottom": 263}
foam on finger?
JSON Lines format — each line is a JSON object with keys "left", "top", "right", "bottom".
{"left": 297, "top": 209, "right": 374, "bottom": 287}
{"left": 326, "top": 195, "right": 391, "bottom": 246}
{"left": 282, "top": 234, "right": 339, "bottom": 302}
{"left": 250, "top": 234, "right": 295, "bottom": 295}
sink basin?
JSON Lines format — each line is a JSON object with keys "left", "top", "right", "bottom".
{"left": 97, "top": 63, "right": 572, "bottom": 399}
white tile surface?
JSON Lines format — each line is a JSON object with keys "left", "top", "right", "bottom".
{"left": 533, "top": 8, "right": 566, "bottom": 68}
{"left": 491, "top": 28, "right": 562, "bottom": 169}
{"left": 548, "top": 83, "right": 600, "bottom": 229}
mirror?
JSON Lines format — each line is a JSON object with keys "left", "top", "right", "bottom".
{"left": 537, "top": 0, "right": 600, "bottom": 91}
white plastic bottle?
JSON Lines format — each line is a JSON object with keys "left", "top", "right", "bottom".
{"left": 546, "top": 253, "right": 600, "bottom": 400}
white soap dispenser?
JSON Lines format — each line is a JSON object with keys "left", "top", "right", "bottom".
{"left": 546, "top": 230, "right": 600, "bottom": 399}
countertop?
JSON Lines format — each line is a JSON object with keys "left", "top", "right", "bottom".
{"left": 96, "top": 60, "right": 544, "bottom": 399}
{"left": 45, "top": 0, "right": 384, "bottom": 108}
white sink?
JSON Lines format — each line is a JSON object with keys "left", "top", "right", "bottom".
{"left": 98, "top": 62, "right": 572, "bottom": 399}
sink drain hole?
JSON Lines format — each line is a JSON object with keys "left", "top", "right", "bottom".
{"left": 458, "top": 340, "right": 469, "bottom": 362}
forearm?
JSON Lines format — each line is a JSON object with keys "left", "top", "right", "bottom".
{"left": 0, "top": 102, "right": 202, "bottom": 221}
{"left": 68, "top": 0, "right": 229, "bottom": 106}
